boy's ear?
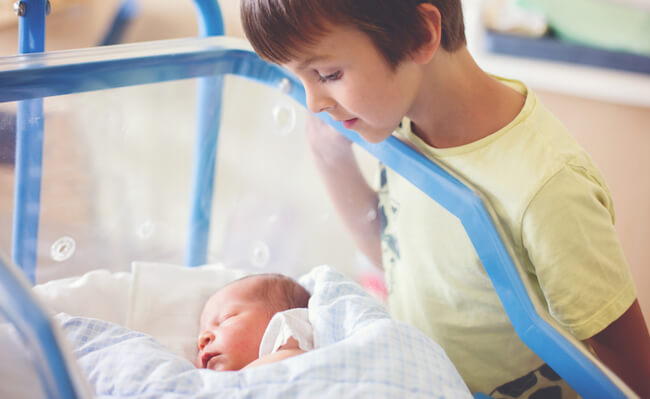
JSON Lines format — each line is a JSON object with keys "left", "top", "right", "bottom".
{"left": 412, "top": 3, "right": 442, "bottom": 64}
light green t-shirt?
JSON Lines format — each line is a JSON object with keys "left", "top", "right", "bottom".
{"left": 378, "top": 77, "right": 636, "bottom": 396}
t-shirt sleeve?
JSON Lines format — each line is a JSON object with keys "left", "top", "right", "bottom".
{"left": 521, "top": 165, "right": 636, "bottom": 340}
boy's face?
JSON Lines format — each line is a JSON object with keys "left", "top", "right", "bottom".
{"left": 195, "top": 277, "right": 273, "bottom": 371}
{"left": 284, "top": 25, "right": 423, "bottom": 143}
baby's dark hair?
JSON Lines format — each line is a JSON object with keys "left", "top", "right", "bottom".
{"left": 238, "top": 273, "right": 311, "bottom": 314}
{"left": 241, "top": 0, "right": 466, "bottom": 69}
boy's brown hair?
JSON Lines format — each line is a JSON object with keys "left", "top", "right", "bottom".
{"left": 241, "top": 0, "right": 466, "bottom": 68}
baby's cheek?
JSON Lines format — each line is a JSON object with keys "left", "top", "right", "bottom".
{"left": 232, "top": 337, "right": 260, "bottom": 363}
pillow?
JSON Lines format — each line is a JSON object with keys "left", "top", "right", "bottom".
{"left": 33, "top": 269, "right": 132, "bottom": 325}
{"left": 34, "top": 262, "right": 248, "bottom": 361}
{"left": 126, "top": 262, "right": 247, "bottom": 360}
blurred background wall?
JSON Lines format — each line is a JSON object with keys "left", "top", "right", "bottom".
{"left": 0, "top": 0, "right": 648, "bottom": 323}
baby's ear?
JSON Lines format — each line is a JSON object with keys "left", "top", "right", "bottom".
{"left": 412, "top": 3, "right": 442, "bottom": 64}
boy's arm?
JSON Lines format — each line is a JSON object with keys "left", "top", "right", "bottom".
{"left": 306, "top": 117, "right": 383, "bottom": 269}
{"left": 586, "top": 299, "right": 650, "bottom": 397}
{"left": 521, "top": 167, "right": 648, "bottom": 396}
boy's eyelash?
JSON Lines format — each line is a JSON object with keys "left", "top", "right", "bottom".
{"left": 317, "top": 70, "right": 342, "bottom": 83}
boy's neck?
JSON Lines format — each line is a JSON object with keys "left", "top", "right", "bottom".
{"left": 406, "top": 46, "right": 526, "bottom": 149}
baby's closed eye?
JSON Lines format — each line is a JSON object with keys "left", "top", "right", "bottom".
{"left": 220, "top": 312, "right": 238, "bottom": 323}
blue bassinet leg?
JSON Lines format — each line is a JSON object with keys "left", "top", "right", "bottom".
{"left": 99, "top": 0, "right": 140, "bottom": 46}
{"left": 185, "top": 0, "right": 225, "bottom": 266}
{"left": 12, "top": 0, "right": 47, "bottom": 284}
{"left": 185, "top": 76, "right": 224, "bottom": 266}
{"left": 12, "top": 98, "right": 44, "bottom": 284}
{"left": 191, "top": 0, "right": 225, "bottom": 37}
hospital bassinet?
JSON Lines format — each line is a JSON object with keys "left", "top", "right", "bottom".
{"left": 0, "top": 1, "right": 636, "bottom": 398}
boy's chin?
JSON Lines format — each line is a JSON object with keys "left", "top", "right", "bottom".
{"left": 356, "top": 129, "right": 395, "bottom": 144}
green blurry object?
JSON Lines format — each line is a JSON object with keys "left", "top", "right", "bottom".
{"left": 516, "top": 0, "right": 650, "bottom": 56}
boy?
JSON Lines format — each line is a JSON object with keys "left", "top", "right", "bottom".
{"left": 195, "top": 274, "right": 312, "bottom": 371}
{"left": 240, "top": 0, "right": 650, "bottom": 397}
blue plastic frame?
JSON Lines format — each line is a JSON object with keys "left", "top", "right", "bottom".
{"left": 13, "top": 0, "right": 47, "bottom": 284}
{"left": 0, "top": 36, "right": 632, "bottom": 398}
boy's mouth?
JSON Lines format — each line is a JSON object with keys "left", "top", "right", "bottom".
{"left": 342, "top": 118, "right": 358, "bottom": 129}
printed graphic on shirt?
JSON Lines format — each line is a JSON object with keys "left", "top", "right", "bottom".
{"left": 377, "top": 164, "right": 400, "bottom": 295}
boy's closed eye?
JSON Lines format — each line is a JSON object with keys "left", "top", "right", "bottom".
{"left": 316, "top": 70, "right": 342, "bottom": 83}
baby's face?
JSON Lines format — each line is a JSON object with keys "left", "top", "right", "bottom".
{"left": 195, "top": 277, "right": 273, "bottom": 371}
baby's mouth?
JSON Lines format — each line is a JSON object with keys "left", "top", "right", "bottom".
{"left": 201, "top": 352, "right": 221, "bottom": 369}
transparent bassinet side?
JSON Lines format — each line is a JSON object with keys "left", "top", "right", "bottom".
{"left": 206, "top": 75, "right": 380, "bottom": 278}
{"left": 0, "top": 72, "right": 381, "bottom": 287}
{"left": 0, "top": 107, "right": 14, "bottom": 264}
{"left": 0, "top": 316, "right": 49, "bottom": 399}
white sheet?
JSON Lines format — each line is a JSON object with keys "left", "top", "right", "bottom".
{"left": 56, "top": 265, "right": 472, "bottom": 398}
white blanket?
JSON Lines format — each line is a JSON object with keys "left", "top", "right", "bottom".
{"left": 56, "top": 265, "right": 472, "bottom": 398}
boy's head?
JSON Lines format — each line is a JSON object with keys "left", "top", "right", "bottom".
{"left": 241, "top": 0, "right": 466, "bottom": 68}
{"left": 196, "top": 273, "right": 310, "bottom": 371}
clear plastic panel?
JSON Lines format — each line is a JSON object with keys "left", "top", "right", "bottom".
{"left": 0, "top": 74, "right": 380, "bottom": 284}
{"left": 0, "top": 104, "right": 15, "bottom": 263}
{"left": 0, "top": 314, "right": 49, "bottom": 399}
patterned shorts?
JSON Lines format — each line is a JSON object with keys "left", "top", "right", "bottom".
{"left": 489, "top": 364, "right": 578, "bottom": 399}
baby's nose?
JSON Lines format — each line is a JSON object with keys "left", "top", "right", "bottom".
{"left": 197, "top": 330, "right": 214, "bottom": 350}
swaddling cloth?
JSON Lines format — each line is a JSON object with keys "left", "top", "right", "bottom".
{"left": 259, "top": 308, "right": 314, "bottom": 356}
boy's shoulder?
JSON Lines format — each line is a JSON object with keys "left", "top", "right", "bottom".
{"left": 395, "top": 78, "right": 606, "bottom": 215}
{"left": 398, "top": 76, "right": 588, "bottom": 170}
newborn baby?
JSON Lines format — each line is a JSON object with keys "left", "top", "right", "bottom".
{"left": 196, "top": 273, "right": 312, "bottom": 371}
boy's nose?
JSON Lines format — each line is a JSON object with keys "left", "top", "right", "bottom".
{"left": 305, "top": 86, "right": 335, "bottom": 114}
{"left": 197, "top": 330, "right": 215, "bottom": 350}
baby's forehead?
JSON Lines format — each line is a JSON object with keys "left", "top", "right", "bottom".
{"left": 219, "top": 276, "right": 264, "bottom": 295}
{"left": 202, "top": 278, "right": 267, "bottom": 313}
